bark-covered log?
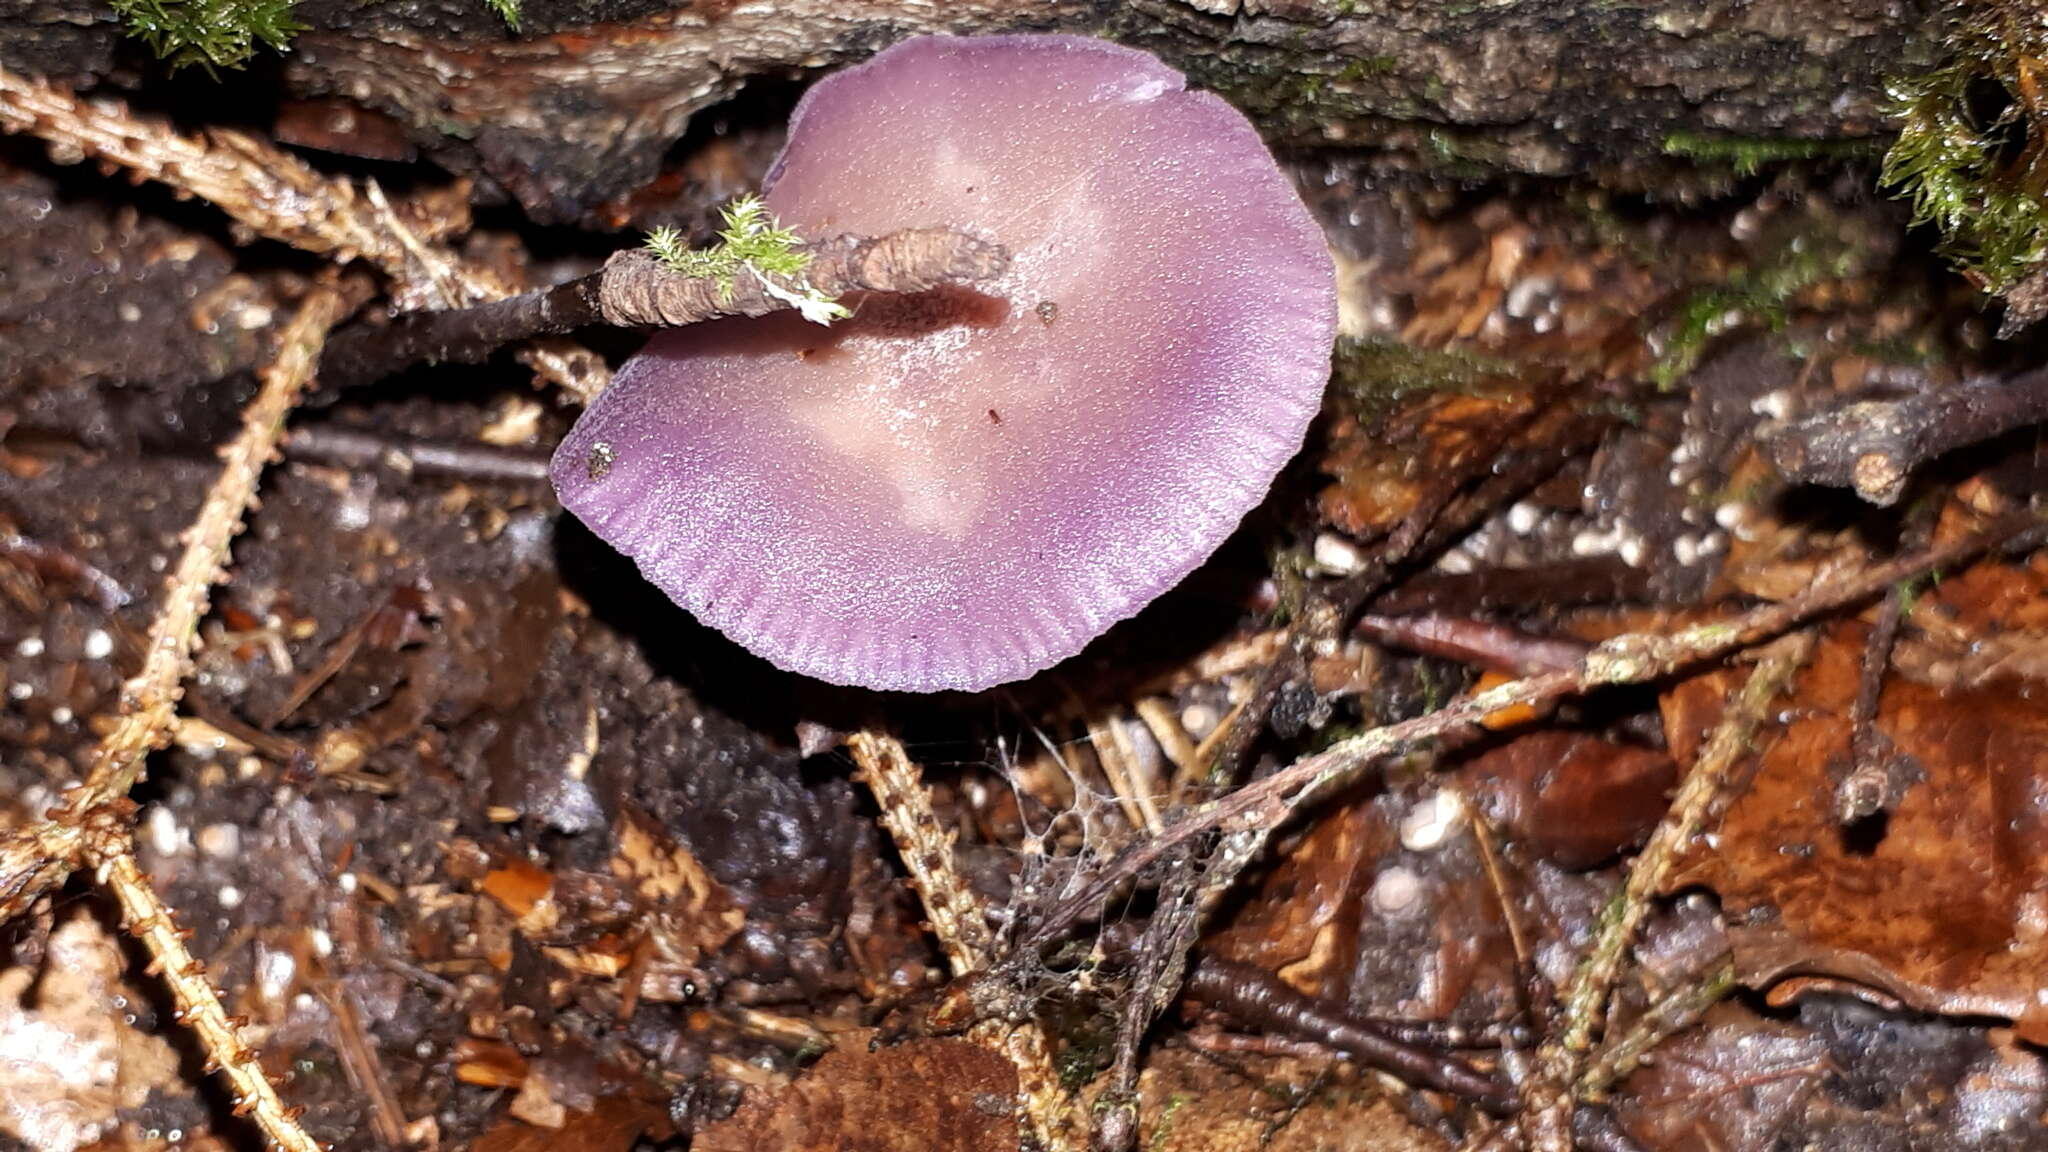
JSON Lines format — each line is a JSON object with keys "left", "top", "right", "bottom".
{"left": 1, "top": 0, "right": 1928, "bottom": 222}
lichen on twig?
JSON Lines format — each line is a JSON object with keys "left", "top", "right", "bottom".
{"left": 1521, "top": 630, "right": 1816, "bottom": 1149}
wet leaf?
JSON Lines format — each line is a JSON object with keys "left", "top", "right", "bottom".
{"left": 1458, "top": 729, "right": 1676, "bottom": 870}
{"left": 1665, "top": 619, "right": 2048, "bottom": 1041}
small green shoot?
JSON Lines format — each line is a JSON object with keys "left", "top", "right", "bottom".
{"left": 111, "top": 0, "right": 303, "bottom": 75}
{"left": 643, "top": 195, "right": 849, "bottom": 325}
{"left": 482, "top": 0, "right": 521, "bottom": 30}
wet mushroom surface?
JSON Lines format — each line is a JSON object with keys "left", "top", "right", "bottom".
{"left": 552, "top": 35, "right": 1337, "bottom": 692}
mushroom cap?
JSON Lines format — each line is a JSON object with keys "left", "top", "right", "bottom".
{"left": 552, "top": 34, "right": 1336, "bottom": 692}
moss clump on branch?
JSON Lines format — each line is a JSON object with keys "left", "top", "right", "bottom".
{"left": 644, "top": 195, "right": 849, "bottom": 324}
{"left": 1652, "top": 233, "right": 1866, "bottom": 390}
{"left": 114, "top": 0, "right": 520, "bottom": 73}
{"left": 1879, "top": 3, "right": 2048, "bottom": 302}
{"left": 1330, "top": 336, "right": 1513, "bottom": 423}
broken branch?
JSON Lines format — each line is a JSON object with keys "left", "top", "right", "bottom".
{"left": 314, "top": 228, "right": 1010, "bottom": 395}
{"left": 1025, "top": 512, "right": 2046, "bottom": 958}
{"left": 1764, "top": 368, "right": 2048, "bottom": 505}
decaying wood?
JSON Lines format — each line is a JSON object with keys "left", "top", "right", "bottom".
{"left": 0, "top": 1, "right": 1919, "bottom": 223}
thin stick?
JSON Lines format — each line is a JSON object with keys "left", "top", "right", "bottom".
{"left": 84, "top": 819, "right": 324, "bottom": 1152}
{"left": 314, "top": 229, "right": 1010, "bottom": 395}
{"left": 285, "top": 426, "right": 552, "bottom": 483}
{"left": 845, "top": 732, "right": 1080, "bottom": 1152}
{"left": 1837, "top": 582, "right": 1907, "bottom": 822}
{"left": 1577, "top": 962, "right": 1737, "bottom": 1100}
{"left": 1183, "top": 955, "right": 1512, "bottom": 1110}
{"left": 1522, "top": 630, "right": 1815, "bottom": 1150}
{"left": 0, "top": 288, "right": 343, "bottom": 923}
{"left": 1024, "top": 514, "right": 2042, "bottom": 957}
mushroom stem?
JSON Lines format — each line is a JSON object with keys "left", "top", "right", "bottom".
{"left": 314, "top": 226, "right": 1010, "bottom": 396}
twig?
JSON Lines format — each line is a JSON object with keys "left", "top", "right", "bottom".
{"left": 286, "top": 426, "right": 552, "bottom": 483}
{"left": 848, "top": 731, "right": 997, "bottom": 975}
{"left": 1577, "top": 961, "right": 1736, "bottom": 1100}
{"left": 0, "top": 63, "right": 605, "bottom": 402}
{"left": 1521, "top": 630, "right": 1815, "bottom": 1150}
{"left": 1764, "top": 368, "right": 2048, "bottom": 505}
{"left": 315, "top": 970, "right": 409, "bottom": 1149}
{"left": 1836, "top": 582, "right": 1909, "bottom": 823}
{"left": 0, "top": 530, "right": 133, "bottom": 610}
{"left": 844, "top": 732, "right": 1080, "bottom": 1152}
{"left": 1183, "top": 955, "right": 1513, "bottom": 1111}
{"left": 0, "top": 65, "right": 457, "bottom": 301}
{"left": 1024, "top": 514, "right": 2042, "bottom": 960}
{"left": 1465, "top": 802, "right": 1545, "bottom": 1032}
{"left": 314, "top": 229, "right": 1010, "bottom": 395}
{"left": 79, "top": 810, "right": 324, "bottom": 1152}
{"left": 0, "top": 288, "right": 343, "bottom": 920}
{"left": 1834, "top": 503, "right": 1935, "bottom": 824}
{"left": 1357, "top": 614, "right": 1588, "bottom": 677}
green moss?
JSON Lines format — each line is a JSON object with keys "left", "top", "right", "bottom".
{"left": 1879, "top": 3, "right": 2048, "bottom": 297}
{"left": 1330, "top": 336, "right": 1514, "bottom": 423}
{"left": 1146, "top": 1095, "right": 1190, "bottom": 1152}
{"left": 1650, "top": 234, "right": 1865, "bottom": 389}
{"left": 482, "top": 0, "right": 522, "bottom": 31}
{"left": 1052, "top": 1010, "right": 1118, "bottom": 1091}
{"left": 645, "top": 195, "right": 849, "bottom": 324}
{"left": 1661, "top": 131, "right": 1881, "bottom": 176}
{"left": 116, "top": 0, "right": 519, "bottom": 73}
{"left": 110, "top": 0, "right": 302, "bottom": 75}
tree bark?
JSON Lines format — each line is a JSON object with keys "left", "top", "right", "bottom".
{"left": 1, "top": 0, "right": 1932, "bottom": 222}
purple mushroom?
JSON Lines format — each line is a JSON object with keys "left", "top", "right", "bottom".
{"left": 552, "top": 34, "right": 1336, "bottom": 692}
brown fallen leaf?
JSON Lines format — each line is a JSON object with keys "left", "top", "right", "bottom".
{"left": 1458, "top": 728, "right": 1676, "bottom": 870}
{"left": 0, "top": 911, "right": 183, "bottom": 1152}
{"left": 1664, "top": 620, "right": 2048, "bottom": 1041}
